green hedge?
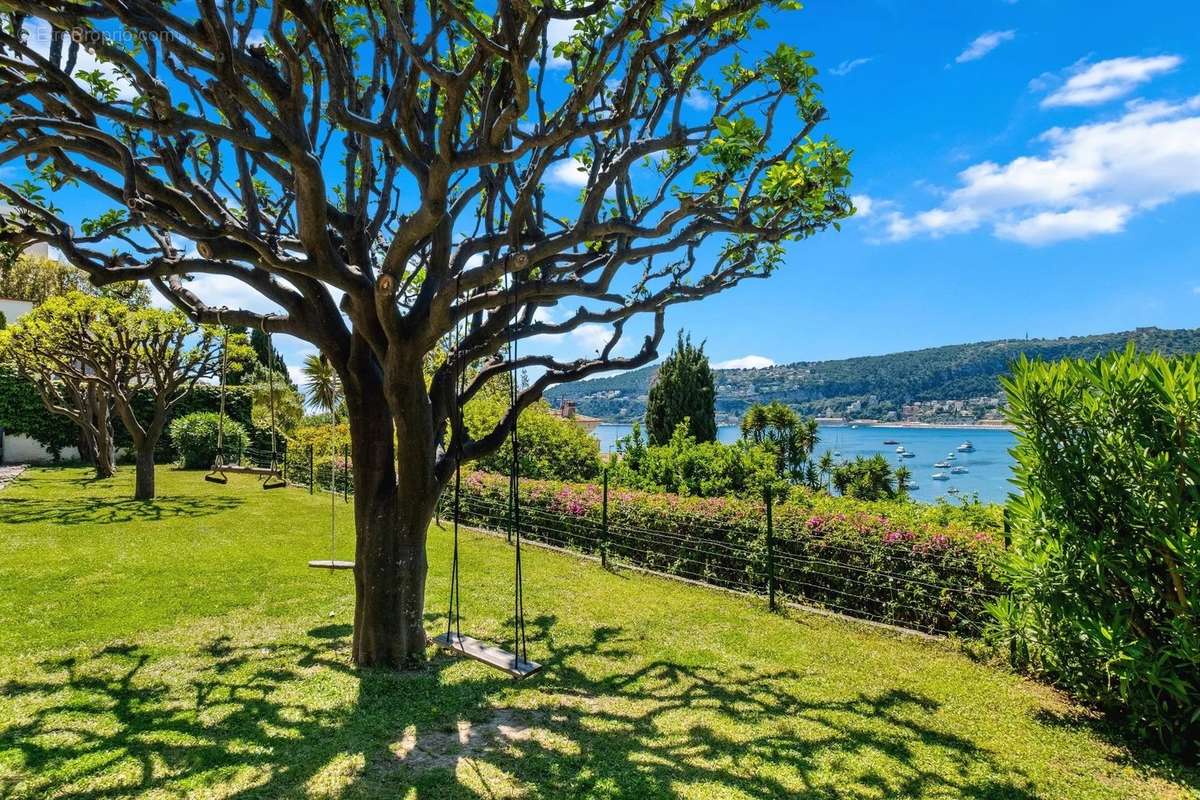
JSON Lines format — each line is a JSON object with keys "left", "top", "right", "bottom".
{"left": 450, "top": 470, "right": 1003, "bottom": 637}
{"left": 999, "top": 348, "right": 1200, "bottom": 756}
{"left": 169, "top": 412, "right": 250, "bottom": 469}
{"left": 0, "top": 367, "right": 252, "bottom": 460}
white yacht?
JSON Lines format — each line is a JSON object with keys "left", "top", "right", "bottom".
{"left": 900, "top": 451, "right": 916, "bottom": 458}
{"left": 934, "top": 460, "right": 951, "bottom": 469}
{"left": 932, "top": 472, "right": 950, "bottom": 481}
{"left": 950, "top": 466, "right": 968, "bottom": 474}
{"left": 957, "top": 441, "right": 975, "bottom": 452}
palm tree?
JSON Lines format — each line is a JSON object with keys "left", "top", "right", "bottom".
{"left": 301, "top": 353, "right": 343, "bottom": 420}
{"left": 895, "top": 464, "right": 912, "bottom": 494}
{"left": 817, "top": 450, "right": 835, "bottom": 492}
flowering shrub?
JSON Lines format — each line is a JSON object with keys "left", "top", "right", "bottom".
{"left": 451, "top": 470, "right": 1004, "bottom": 636}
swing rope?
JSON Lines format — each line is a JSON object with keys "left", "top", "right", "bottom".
{"left": 445, "top": 273, "right": 464, "bottom": 645}
{"left": 508, "top": 269, "right": 528, "bottom": 664}
{"left": 215, "top": 311, "right": 228, "bottom": 464}
{"left": 263, "top": 318, "right": 279, "bottom": 472}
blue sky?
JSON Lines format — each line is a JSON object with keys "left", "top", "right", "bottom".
{"left": 13, "top": 1, "right": 1200, "bottom": 381}
{"left": 664, "top": 0, "right": 1200, "bottom": 368}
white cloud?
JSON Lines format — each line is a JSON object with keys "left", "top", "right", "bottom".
{"left": 851, "top": 194, "right": 874, "bottom": 217}
{"left": 150, "top": 272, "right": 282, "bottom": 314}
{"left": 955, "top": 30, "right": 1016, "bottom": 64}
{"left": 23, "top": 19, "right": 137, "bottom": 102}
{"left": 546, "top": 18, "right": 574, "bottom": 70}
{"left": 994, "top": 205, "right": 1132, "bottom": 245}
{"left": 683, "top": 90, "right": 714, "bottom": 111}
{"left": 713, "top": 355, "right": 776, "bottom": 370}
{"left": 879, "top": 95, "right": 1200, "bottom": 245}
{"left": 548, "top": 159, "right": 590, "bottom": 188}
{"left": 1040, "top": 55, "right": 1183, "bottom": 108}
{"left": 830, "top": 57, "right": 872, "bottom": 77}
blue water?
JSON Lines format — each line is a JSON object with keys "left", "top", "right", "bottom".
{"left": 591, "top": 423, "right": 1017, "bottom": 505}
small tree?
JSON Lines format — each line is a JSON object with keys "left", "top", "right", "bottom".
{"left": 0, "top": 315, "right": 117, "bottom": 478}
{"left": 831, "top": 454, "right": 898, "bottom": 501}
{"left": 646, "top": 332, "right": 717, "bottom": 445}
{"left": 1, "top": 293, "right": 246, "bottom": 498}
{"left": 301, "top": 354, "right": 344, "bottom": 421}
{"left": 740, "top": 400, "right": 818, "bottom": 482}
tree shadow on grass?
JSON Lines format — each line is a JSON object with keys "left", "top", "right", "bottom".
{"left": 1031, "top": 707, "right": 1199, "bottom": 789}
{"left": 0, "top": 495, "right": 243, "bottom": 526}
{"left": 0, "top": 616, "right": 1064, "bottom": 800}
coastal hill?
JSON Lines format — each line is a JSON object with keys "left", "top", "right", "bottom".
{"left": 545, "top": 326, "right": 1200, "bottom": 424}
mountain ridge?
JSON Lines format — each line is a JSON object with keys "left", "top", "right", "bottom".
{"left": 545, "top": 326, "right": 1200, "bottom": 423}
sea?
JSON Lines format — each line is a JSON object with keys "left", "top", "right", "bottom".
{"left": 591, "top": 423, "right": 1017, "bottom": 505}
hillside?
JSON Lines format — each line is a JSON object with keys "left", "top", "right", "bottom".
{"left": 546, "top": 326, "right": 1200, "bottom": 423}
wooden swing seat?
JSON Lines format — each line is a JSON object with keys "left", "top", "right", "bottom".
{"left": 432, "top": 631, "right": 542, "bottom": 679}
{"left": 308, "top": 559, "right": 355, "bottom": 570}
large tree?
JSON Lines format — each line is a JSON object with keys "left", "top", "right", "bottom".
{"left": 0, "top": 0, "right": 853, "bottom": 667}
{"left": 0, "top": 293, "right": 236, "bottom": 499}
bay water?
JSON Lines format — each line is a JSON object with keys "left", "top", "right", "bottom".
{"left": 591, "top": 423, "right": 1017, "bottom": 505}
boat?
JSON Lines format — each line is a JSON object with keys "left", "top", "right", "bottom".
{"left": 932, "top": 472, "right": 950, "bottom": 481}
{"left": 946, "top": 453, "right": 957, "bottom": 460}
{"left": 895, "top": 445, "right": 906, "bottom": 453}
{"left": 957, "top": 441, "right": 975, "bottom": 452}
{"left": 883, "top": 439, "right": 900, "bottom": 445}
{"left": 950, "top": 466, "right": 968, "bottom": 474}
{"left": 833, "top": 450, "right": 841, "bottom": 457}
{"left": 907, "top": 483, "right": 920, "bottom": 490}
{"left": 900, "top": 451, "right": 915, "bottom": 458}
{"left": 933, "top": 460, "right": 951, "bottom": 469}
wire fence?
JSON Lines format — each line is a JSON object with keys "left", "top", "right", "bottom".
{"left": 268, "top": 449, "right": 1004, "bottom": 638}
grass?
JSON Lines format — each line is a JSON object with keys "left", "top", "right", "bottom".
{"left": 0, "top": 467, "right": 1196, "bottom": 800}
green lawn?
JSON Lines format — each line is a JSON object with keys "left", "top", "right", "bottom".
{"left": 0, "top": 467, "right": 1196, "bottom": 800}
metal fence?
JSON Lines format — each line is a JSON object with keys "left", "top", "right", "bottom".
{"left": 269, "top": 451, "right": 1002, "bottom": 638}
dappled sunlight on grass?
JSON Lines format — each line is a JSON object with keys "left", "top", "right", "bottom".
{"left": 0, "top": 467, "right": 1195, "bottom": 799}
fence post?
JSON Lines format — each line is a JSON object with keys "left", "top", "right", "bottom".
{"left": 343, "top": 445, "right": 349, "bottom": 502}
{"left": 282, "top": 447, "right": 288, "bottom": 485}
{"left": 307, "top": 444, "right": 314, "bottom": 495}
{"left": 1003, "top": 506, "right": 1016, "bottom": 667}
{"left": 601, "top": 467, "right": 609, "bottom": 569}
{"left": 765, "top": 485, "right": 776, "bottom": 612}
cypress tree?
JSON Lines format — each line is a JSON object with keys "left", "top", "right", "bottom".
{"left": 645, "top": 330, "right": 717, "bottom": 445}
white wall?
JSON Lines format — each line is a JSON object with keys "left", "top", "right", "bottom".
{"left": 1, "top": 433, "right": 80, "bottom": 464}
{"left": 2, "top": 298, "right": 48, "bottom": 463}
{"left": 0, "top": 297, "right": 33, "bottom": 325}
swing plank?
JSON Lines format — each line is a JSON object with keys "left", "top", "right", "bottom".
{"left": 218, "top": 464, "right": 278, "bottom": 476}
{"left": 308, "top": 559, "right": 355, "bottom": 570}
{"left": 432, "top": 632, "right": 542, "bottom": 679}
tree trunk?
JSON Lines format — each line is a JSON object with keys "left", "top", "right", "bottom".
{"left": 133, "top": 444, "right": 155, "bottom": 500}
{"left": 345, "top": 350, "right": 438, "bottom": 669}
{"left": 90, "top": 390, "right": 116, "bottom": 480}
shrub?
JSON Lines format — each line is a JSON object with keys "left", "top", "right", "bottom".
{"left": 610, "top": 421, "right": 780, "bottom": 498}
{"left": 452, "top": 470, "right": 1003, "bottom": 636}
{"left": 997, "top": 347, "right": 1200, "bottom": 756}
{"left": 466, "top": 398, "right": 601, "bottom": 481}
{"left": 832, "top": 454, "right": 900, "bottom": 500}
{"left": 169, "top": 411, "right": 248, "bottom": 469}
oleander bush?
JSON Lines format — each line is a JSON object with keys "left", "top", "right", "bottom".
{"left": 997, "top": 347, "right": 1200, "bottom": 757}
{"left": 452, "top": 469, "right": 1003, "bottom": 636}
{"left": 169, "top": 412, "right": 249, "bottom": 469}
